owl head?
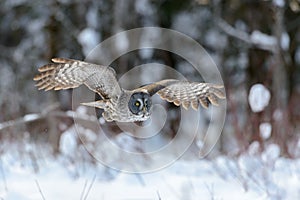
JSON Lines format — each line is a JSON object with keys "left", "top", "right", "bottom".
{"left": 128, "top": 92, "right": 152, "bottom": 119}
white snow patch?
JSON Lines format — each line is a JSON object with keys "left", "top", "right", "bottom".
{"left": 205, "top": 29, "right": 228, "bottom": 49}
{"left": 86, "top": 7, "right": 98, "bottom": 28}
{"left": 79, "top": 128, "right": 97, "bottom": 143}
{"left": 139, "top": 49, "right": 154, "bottom": 59}
{"left": 259, "top": 122, "right": 272, "bottom": 140}
{"left": 248, "top": 141, "right": 260, "bottom": 156}
{"left": 281, "top": 32, "right": 290, "bottom": 51}
{"left": 250, "top": 30, "right": 276, "bottom": 48}
{"left": 139, "top": 28, "right": 161, "bottom": 48}
{"left": 172, "top": 12, "right": 200, "bottom": 39}
{"left": 114, "top": 32, "right": 129, "bottom": 53}
{"left": 0, "top": 152, "right": 300, "bottom": 199}
{"left": 59, "top": 128, "right": 77, "bottom": 155}
{"left": 23, "top": 113, "right": 40, "bottom": 122}
{"left": 248, "top": 84, "right": 271, "bottom": 113}
{"left": 196, "top": 140, "right": 204, "bottom": 149}
{"left": 235, "top": 20, "right": 248, "bottom": 32}
{"left": 78, "top": 28, "right": 100, "bottom": 56}
{"left": 76, "top": 105, "right": 88, "bottom": 115}
{"left": 273, "top": 0, "right": 285, "bottom": 7}
{"left": 99, "top": 117, "right": 106, "bottom": 124}
{"left": 273, "top": 109, "right": 283, "bottom": 121}
{"left": 262, "top": 143, "right": 281, "bottom": 163}
{"left": 135, "top": 0, "right": 153, "bottom": 16}
{"left": 115, "top": 133, "right": 137, "bottom": 151}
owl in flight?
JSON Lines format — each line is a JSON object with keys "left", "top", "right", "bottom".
{"left": 34, "top": 58, "right": 225, "bottom": 122}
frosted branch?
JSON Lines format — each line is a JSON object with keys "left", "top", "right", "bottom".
{"left": 217, "top": 18, "right": 277, "bottom": 52}
{"left": 0, "top": 107, "right": 98, "bottom": 131}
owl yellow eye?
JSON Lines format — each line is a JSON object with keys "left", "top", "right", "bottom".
{"left": 135, "top": 101, "right": 140, "bottom": 107}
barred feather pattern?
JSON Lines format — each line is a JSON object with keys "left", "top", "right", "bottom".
{"left": 33, "top": 58, "right": 121, "bottom": 99}
{"left": 34, "top": 58, "right": 225, "bottom": 122}
{"left": 156, "top": 81, "right": 225, "bottom": 110}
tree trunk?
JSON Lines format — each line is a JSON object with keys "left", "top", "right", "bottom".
{"left": 271, "top": 4, "right": 290, "bottom": 156}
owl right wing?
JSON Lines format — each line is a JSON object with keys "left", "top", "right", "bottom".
{"left": 139, "top": 79, "right": 225, "bottom": 110}
{"left": 33, "top": 58, "right": 122, "bottom": 99}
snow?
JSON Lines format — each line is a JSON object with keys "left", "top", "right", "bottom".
{"left": 114, "top": 31, "right": 129, "bottom": 53}
{"left": 86, "top": 7, "right": 99, "bottom": 28}
{"left": 77, "top": 28, "right": 100, "bottom": 56}
{"left": 99, "top": 117, "right": 106, "bottom": 125}
{"left": 0, "top": 144, "right": 299, "bottom": 199}
{"left": 76, "top": 105, "right": 88, "bottom": 115}
{"left": 262, "top": 144, "right": 281, "bottom": 162}
{"left": 259, "top": 122, "right": 272, "bottom": 140}
{"left": 250, "top": 30, "right": 277, "bottom": 48}
{"left": 59, "top": 127, "right": 77, "bottom": 155}
{"left": 23, "top": 114, "right": 40, "bottom": 122}
{"left": 273, "top": 0, "right": 285, "bottom": 7}
{"left": 273, "top": 109, "right": 283, "bottom": 121}
{"left": 172, "top": 11, "right": 206, "bottom": 39}
{"left": 135, "top": 0, "right": 153, "bottom": 16}
{"left": 248, "top": 84, "right": 271, "bottom": 113}
{"left": 281, "top": 32, "right": 290, "bottom": 51}
{"left": 248, "top": 141, "right": 260, "bottom": 156}
{"left": 139, "top": 49, "right": 154, "bottom": 59}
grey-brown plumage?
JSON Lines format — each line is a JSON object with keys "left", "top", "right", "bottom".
{"left": 34, "top": 58, "right": 225, "bottom": 122}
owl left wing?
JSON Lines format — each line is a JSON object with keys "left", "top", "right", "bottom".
{"left": 140, "top": 79, "right": 225, "bottom": 110}
{"left": 33, "top": 58, "right": 122, "bottom": 99}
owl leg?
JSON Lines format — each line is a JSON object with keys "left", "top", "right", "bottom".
{"left": 81, "top": 100, "right": 106, "bottom": 109}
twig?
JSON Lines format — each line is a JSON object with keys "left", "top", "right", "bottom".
{"left": 204, "top": 183, "right": 215, "bottom": 200}
{"left": 216, "top": 18, "right": 276, "bottom": 52}
{"left": 35, "top": 179, "right": 46, "bottom": 200}
{"left": 0, "top": 104, "right": 59, "bottom": 131}
{"left": 83, "top": 174, "right": 96, "bottom": 200}
{"left": 156, "top": 190, "right": 161, "bottom": 200}
{"left": 135, "top": 173, "right": 146, "bottom": 187}
{"left": 0, "top": 109, "right": 98, "bottom": 132}
{"left": 217, "top": 18, "right": 252, "bottom": 44}
{"left": 80, "top": 179, "right": 88, "bottom": 200}
{"left": 0, "top": 158, "right": 8, "bottom": 192}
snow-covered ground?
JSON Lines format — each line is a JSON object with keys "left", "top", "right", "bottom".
{"left": 0, "top": 86, "right": 298, "bottom": 199}
{"left": 0, "top": 145, "right": 299, "bottom": 200}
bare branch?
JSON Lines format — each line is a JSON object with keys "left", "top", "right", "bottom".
{"left": 156, "top": 190, "right": 162, "bottom": 200}
{"left": 0, "top": 108, "right": 98, "bottom": 132}
{"left": 217, "top": 18, "right": 252, "bottom": 44}
{"left": 35, "top": 179, "right": 46, "bottom": 200}
{"left": 83, "top": 174, "right": 96, "bottom": 200}
{"left": 217, "top": 18, "right": 277, "bottom": 52}
{"left": 80, "top": 179, "right": 88, "bottom": 200}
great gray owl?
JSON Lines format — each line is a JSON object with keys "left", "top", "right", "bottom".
{"left": 34, "top": 58, "right": 225, "bottom": 122}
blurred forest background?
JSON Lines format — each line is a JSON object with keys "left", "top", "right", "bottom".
{"left": 0, "top": 0, "right": 300, "bottom": 162}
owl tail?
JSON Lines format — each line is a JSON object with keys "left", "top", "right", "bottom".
{"left": 81, "top": 100, "right": 106, "bottom": 109}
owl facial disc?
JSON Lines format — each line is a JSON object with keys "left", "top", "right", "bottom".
{"left": 128, "top": 92, "right": 152, "bottom": 116}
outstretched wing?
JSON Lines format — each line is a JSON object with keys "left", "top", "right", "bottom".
{"left": 33, "top": 58, "right": 122, "bottom": 99}
{"left": 140, "top": 79, "right": 225, "bottom": 110}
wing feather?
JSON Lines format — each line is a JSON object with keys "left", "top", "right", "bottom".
{"left": 141, "top": 79, "right": 225, "bottom": 110}
{"left": 33, "top": 58, "right": 122, "bottom": 99}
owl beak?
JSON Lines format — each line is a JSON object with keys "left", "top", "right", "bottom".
{"left": 142, "top": 106, "right": 147, "bottom": 113}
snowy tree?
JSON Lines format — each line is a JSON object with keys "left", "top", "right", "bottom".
{"left": 0, "top": 0, "right": 300, "bottom": 198}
